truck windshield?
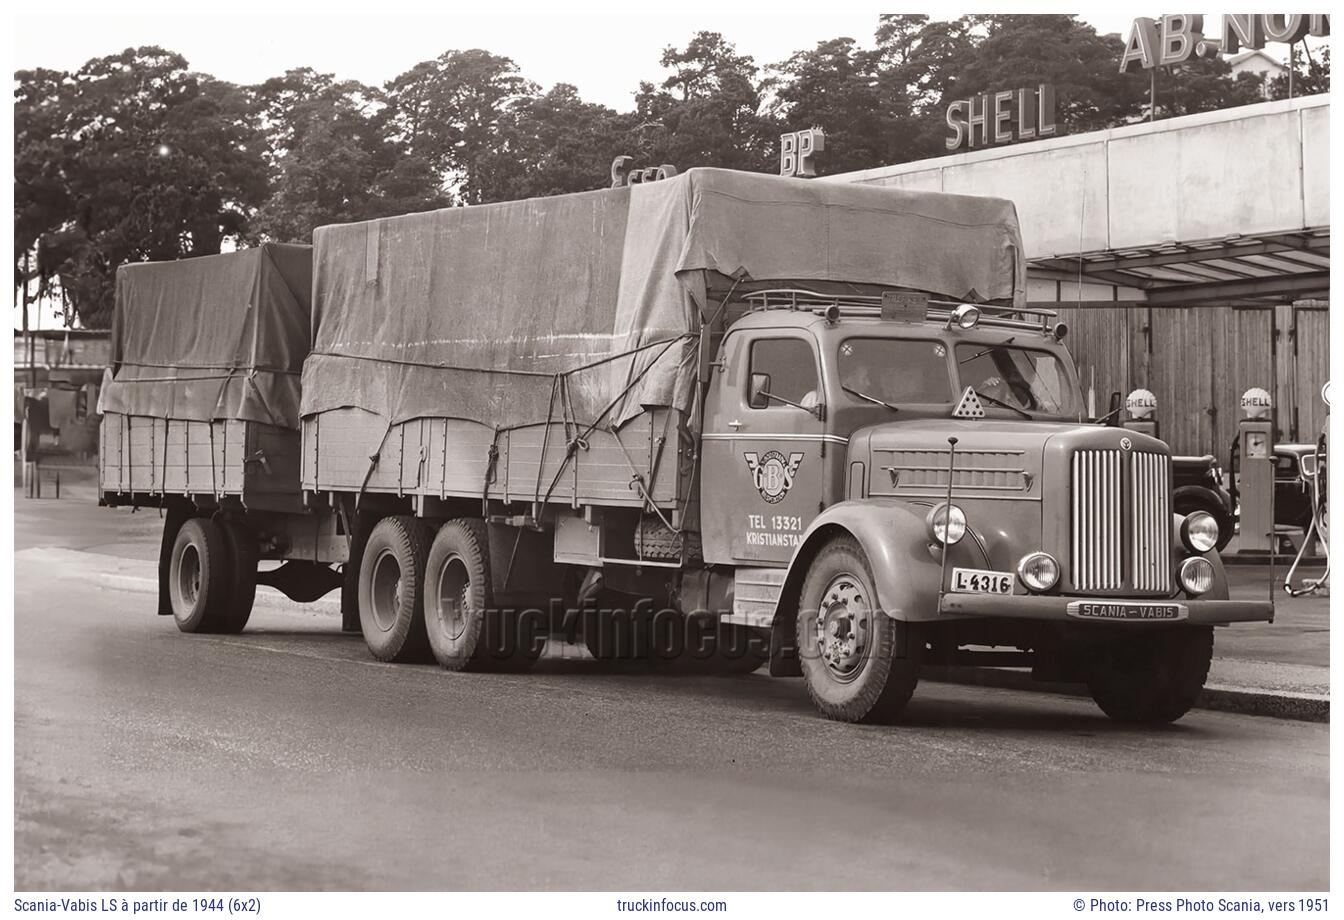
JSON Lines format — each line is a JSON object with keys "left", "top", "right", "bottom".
{"left": 955, "top": 343, "right": 1078, "bottom": 416}
{"left": 838, "top": 338, "right": 952, "bottom": 405}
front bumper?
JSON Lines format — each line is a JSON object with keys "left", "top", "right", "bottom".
{"left": 939, "top": 593, "right": 1273, "bottom": 626}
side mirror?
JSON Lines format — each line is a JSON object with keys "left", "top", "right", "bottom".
{"left": 749, "top": 373, "right": 771, "bottom": 409}
{"left": 1106, "top": 391, "right": 1123, "bottom": 427}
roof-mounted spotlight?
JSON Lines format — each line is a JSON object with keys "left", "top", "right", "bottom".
{"left": 947, "top": 303, "right": 981, "bottom": 330}
{"left": 1052, "top": 321, "right": 1069, "bottom": 341}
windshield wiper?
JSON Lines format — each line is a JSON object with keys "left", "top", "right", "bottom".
{"left": 958, "top": 336, "right": 1015, "bottom": 365}
{"left": 974, "top": 389, "right": 1032, "bottom": 419}
{"left": 842, "top": 385, "right": 900, "bottom": 413}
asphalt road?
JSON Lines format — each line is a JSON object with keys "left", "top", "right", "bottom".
{"left": 13, "top": 502, "right": 1331, "bottom": 891}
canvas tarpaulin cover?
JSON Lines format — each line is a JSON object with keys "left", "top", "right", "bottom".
{"left": 301, "top": 167, "right": 1024, "bottom": 431}
{"left": 101, "top": 243, "right": 313, "bottom": 430}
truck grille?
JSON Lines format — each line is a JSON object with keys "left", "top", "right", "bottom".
{"left": 1071, "top": 449, "right": 1172, "bottom": 593}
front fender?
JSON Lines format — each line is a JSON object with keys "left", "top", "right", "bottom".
{"left": 775, "top": 500, "right": 989, "bottom": 624}
{"left": 1174, "top": 483, "right": 1234, "bottom": 518}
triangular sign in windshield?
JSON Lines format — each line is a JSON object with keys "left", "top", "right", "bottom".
{"left": 952, "top": 386, "right": 986, "bottom": 419}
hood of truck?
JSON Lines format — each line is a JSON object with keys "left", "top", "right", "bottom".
{"left": 849, "top": 419, "right": 1173, "bottom": 591}
{"left": 852, "top": 418, "right": 1166, "bottom": 499}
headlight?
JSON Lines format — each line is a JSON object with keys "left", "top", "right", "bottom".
{"left": 1179, "top": 557, "right": 1215, "bottom": 596}
{"left": 1016, "top": 552, "right": 1060, "bottom": 592}
{"left": 926, "top": 503, "right": 966, "bottom": 545}
{"left": 1180, "top": 511, "right": 1219, "bottom": 553}
{"left": 952, "top": 303, "right": 981, "bottom": 329}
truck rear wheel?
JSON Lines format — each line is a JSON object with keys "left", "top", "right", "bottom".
{"left": 357, "top": 515, "right": 433, "bottom": 662}
{"left": 169, "top": 518, "right": 231, "bottom": 633}
{"left": 796, "top": 536, "right": 920, "bottom": 723}
{"left": 424, "top": 518, "right": 539, "bottom": 673}
{"left": 1086, "top": 627, "right": 1213, "bottom": 723}
{"left": 217, "top": 518, "right": 258, "bottom": 634}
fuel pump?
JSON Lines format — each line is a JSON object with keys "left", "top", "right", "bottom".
{"left": 1122, "top": 388, "right": 1159, "bottom": 438}
{"left": 1236, "top": 387, "right": 1275, "bottom": 553}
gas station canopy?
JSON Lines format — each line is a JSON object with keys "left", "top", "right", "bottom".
{"left": 1029, "top": 228, "right": 1329, "bottom": 307}
{"left": 829, "top": 95, "right": 1329, "bottom": 310}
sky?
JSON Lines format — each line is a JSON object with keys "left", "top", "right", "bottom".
{"left": 11, "top": 4, "right": 1321, "bottom": 330}
{"left": 13, "top": 4, "right": 1154, "bottom": 112}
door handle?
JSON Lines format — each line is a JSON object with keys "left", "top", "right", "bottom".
{"left": 727, "top": 419, "right": 743, "bottom": 430}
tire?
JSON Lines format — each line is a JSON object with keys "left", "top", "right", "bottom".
{"left": 796, "top": 536, "right": 920, "bottom": 723}
{"left": 357, "top": 515, "right": 433, "bottom": 663}
{"left": 423, "top": 518, "right": 540, "bottom": 673}
{"left": 169, "top": 518, "right": 232, "bottom": 633}
{"left": 217, "top": 518, "right": 258, "bottom": 634}
{"left": 1086, "top": 627, "right": 1213, "bottom": 724}
{"left": 1175, "top": 496, "right": 1233, "bottom": 552}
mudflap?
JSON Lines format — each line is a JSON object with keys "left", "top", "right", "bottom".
{"left": 157, "top": 500, "right": 193, "bottom": 617}
{"left": 339, "top": 508, "right": 376, "bottom": 634}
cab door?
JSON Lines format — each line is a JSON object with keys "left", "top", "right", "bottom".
{"left": 700, "top": 330, "right": 827, "bottom": 565}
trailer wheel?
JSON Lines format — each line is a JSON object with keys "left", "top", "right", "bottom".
{"left": 796, "top": 536, "right": 920, "bottom": 723}
{"left": 169, "top": 518, "right": 231, "bottom": 633}
{"left": 357, "top": 515, "right": 433, "bottom": 662}
{"left": 217, "top": 518, "right": 258, "bottom": 634}
{"left": 1086, "top": 627, "right": 1213, "bottom": 724}
{"left": 424, "top": 518, "right": 539, "bottom": 673}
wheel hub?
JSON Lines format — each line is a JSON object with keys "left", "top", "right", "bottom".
{"left": 815, "top": 574, "right": 871, "bottom": 680}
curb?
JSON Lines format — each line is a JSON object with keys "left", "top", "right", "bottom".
{"left": 98, "top": 573, "right": 341, "bottom": 616}
{"left": 922, "top": 665, "right": 1328, "bottom": 723}
{"left": 1222, "top": 554, "right": 1326, "bottom": 567}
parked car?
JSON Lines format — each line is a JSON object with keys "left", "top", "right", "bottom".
{"left": 1229, "top": 440, "right": 1320, "bottom": 532}
{"left": 1172, "top": 455, "right": 1235, "bottom": 551}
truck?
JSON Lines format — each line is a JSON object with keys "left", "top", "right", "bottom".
{"left": 99, "top": 168, "right": 1273, "bottom": 724}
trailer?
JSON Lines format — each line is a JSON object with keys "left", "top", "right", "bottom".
{"left": 105, "top": 169, "right": 1272, "bottom": 724}
{"left": 99, "top": 243, "right": 342, "bottom": 632}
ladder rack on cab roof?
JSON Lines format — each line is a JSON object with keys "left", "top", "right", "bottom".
{"left": 741, "top": 288, "right": 1059, "bottom": 335}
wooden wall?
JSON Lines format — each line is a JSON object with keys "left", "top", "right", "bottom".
{"left": 1057, "top": 301, "right": 1330, "bottom": 464}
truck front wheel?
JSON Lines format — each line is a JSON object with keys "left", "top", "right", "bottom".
{"left": 357, "top": 515, "right": 433, "bottom": 662}
{"left": 1085, "top": 627, "right": 1213, "bottom": 723}
{"left": 796, "top": 536, "right": 920, "bottom": 723}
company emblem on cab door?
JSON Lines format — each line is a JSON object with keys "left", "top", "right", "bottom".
{"left": 743, "top": 451, "right": 804, "bottom": 504}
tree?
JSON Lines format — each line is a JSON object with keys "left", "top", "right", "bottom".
{"left": 14, "top": 47, "right": 267, "bottom": 327}
{"left": 770, "top": 36, "right": 916, "bottom": 174}
{"left": 1150, "top": 53, "right": 1267, "bottom": 118}
{"left": 1269, "top": 44, "right": 1331, "bottom": 99}
{"left": 248, "top": 69, "right": 445, "bottom": 242}
{"left": 384, "top": 49, "right": 535, "bottom": 204}
{"left": 474, "top": 84, "right": 634, "bottom": 202}
{"left": 631, "top": 32, "right": 777, "bottom": 173}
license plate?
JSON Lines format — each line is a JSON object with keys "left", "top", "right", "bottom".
{"left": 951, "top": 567, "right": 1013, "bottom": 595}
{"left": 1067, "top": 601, "right": 1188, "bottom": 622}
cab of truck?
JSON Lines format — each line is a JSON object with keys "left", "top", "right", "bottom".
{"left": 700, "top": 289, "right": 1272, "bottom": 724}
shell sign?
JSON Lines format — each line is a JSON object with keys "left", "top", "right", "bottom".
{"left": 1240, "top": 387, "right": 1273, "bottom": 420}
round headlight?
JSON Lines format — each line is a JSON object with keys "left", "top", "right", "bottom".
{"left": 1179, "top": 556, "right": 1215, "bottom": 596}
{"left": 1181, "top": 511, "right": 1220, "bottom": 553}
{"left": 1017, "top": 552, "right": 1060, "bottom": 592}
{"left": 926, "top": 503, "right": 966, "bottom": 545}
{"left": 953, "top": 303, "right": 981, "bottom": 329}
